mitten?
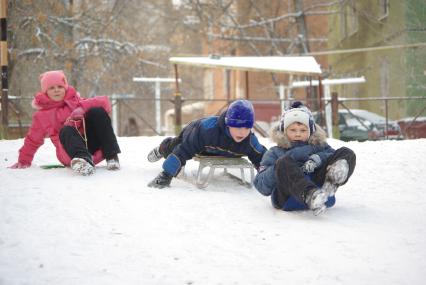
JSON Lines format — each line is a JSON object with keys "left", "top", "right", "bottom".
{"left": 9, "top": 161, "right": 31, "bottom": 169}
{"left": 65, "top": 107, "right": 85, "bottom": 126}
{"left": 69, "top": 107, "right": 85, "bottom": 120}
{"left": 148, "top": 171, "right": 173, "bottom": 188}
{"left": 302, "top": 154, "right": 321, "bottom": 173}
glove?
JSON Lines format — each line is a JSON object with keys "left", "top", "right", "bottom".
{"left": 69, "top": 107, "right": 85, "bottom": 120}
{"left": 9, "top": 162, "right": 31, "bottom": 169}
{"left": 302, "top": 154, "right": 321, "bottom": 174}
{"left": 302, "top": 160, "right": 318, "bottom": 173}
{"left": 148, "top": 171, "right": 173, "bottom": 188}
{"left": 65, "top": 107, "right": 85, "bottom": 126}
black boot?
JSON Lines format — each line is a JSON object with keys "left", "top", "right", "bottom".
{"left": 148, "top": 171, "right": 173, "bottom": 188}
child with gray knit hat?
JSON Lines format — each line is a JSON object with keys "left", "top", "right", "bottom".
{"left": 254, "top": 101, "right": 356, "bottom": 216}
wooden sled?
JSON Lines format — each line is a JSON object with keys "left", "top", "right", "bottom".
{"left": 183, "top": 156, "right": 255, "bottom": 189}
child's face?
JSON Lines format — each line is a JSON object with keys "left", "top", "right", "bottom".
{"left": 286, "top": 122, "right": 309, "bottom": 142}
{"left": 229, "top": 127, "right": 251, "bottom": 142}
{"left": 46, "top": 85, "right": 66, "bottom": 102}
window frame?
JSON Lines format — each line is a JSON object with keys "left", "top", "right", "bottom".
{"left": 378, "top": 0, "right": 390, "bottom": 21}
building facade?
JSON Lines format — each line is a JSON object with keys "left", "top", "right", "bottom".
{"left": 327, "top": 0, "right": 426, "bottom": 119}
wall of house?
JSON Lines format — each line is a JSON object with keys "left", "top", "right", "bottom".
{"left": 327, "top": 1, "right": 425, "bottom": 119}
{"left": 405, "top": 0, "right": 426, "bottom": 116}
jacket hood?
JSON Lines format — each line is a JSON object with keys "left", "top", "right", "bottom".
{"left": 31, "top": 86, "right": 80, "bottom": 110}
{"left": 217, "top": 111, "right": 227, "bottom": 132}
{"left": 270, "top": 122, "right": 328, "bottom": 149}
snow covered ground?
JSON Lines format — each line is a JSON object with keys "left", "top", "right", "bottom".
{"left": 1, "top": 136, "right": 425, "bottom": 285}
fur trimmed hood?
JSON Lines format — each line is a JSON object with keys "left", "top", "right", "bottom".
{"left": 270, "top": 123, "right": 328, "bottom": 149}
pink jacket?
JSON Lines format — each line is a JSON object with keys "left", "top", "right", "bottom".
{"left": 18, "top": 86, "right": 112, "bottom": 166}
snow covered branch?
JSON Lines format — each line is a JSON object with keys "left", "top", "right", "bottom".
{"left": 17, "top": 48, "right": 46, "bottom": 58}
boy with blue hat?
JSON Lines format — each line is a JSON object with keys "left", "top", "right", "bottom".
{"left": 147, "top": 99, "right": 267, "bottom": 188}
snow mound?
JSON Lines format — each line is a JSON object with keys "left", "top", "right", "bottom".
{"left": 1, "top": 137, "right": 425, "bottom": 285}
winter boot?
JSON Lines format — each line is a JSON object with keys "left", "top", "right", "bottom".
{"left": 71, "top": 157, "right": 95, "bottom": 176}
{"left": 305, "top": 188, "right": 328, "bottom": 216}
{"left": 106, "top": 154, "right": 120, "bottom": 170}
{"left": 322, "top": 159, "right": 349, "bottom": 197}
{"left": 147, "top": 170, "right": 173, "bottom": 188}
{"left": 147, "top": 146, "right": 163, "bottom": 162}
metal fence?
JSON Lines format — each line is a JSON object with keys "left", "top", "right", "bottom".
{"left": 2, "top": 95, "right": 426, "bottom": 141}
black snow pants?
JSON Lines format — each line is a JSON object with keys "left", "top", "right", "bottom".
{"left": 274, "top": 147, "right": 356, "bottom": 208}
{"left": 59, "top": 107, "right": 121, "bottom": 164}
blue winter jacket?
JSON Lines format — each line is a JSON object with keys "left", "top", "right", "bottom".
{"left": 254, "top": 124, "right": 335, "bottom": 197}
{"left": 163, "top": 112, "right": 267, "bottom": 176}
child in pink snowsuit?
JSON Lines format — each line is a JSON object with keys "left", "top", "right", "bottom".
{"left": 9, "top": 70, "right": 121, "bottom": 175}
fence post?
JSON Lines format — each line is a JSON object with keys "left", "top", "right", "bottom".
{"left": 331, "top": 92, "right": 340, "bottom": 139}
{"left": 1, "top": 0, "right": 8, "bottom": 139}
{"left": 318, "top": 76, "right": 324, "bottom": 125}
{"left": 173, "top": 64, "right": 182, "bottom": 135}
{"left": 384, "top": 98, "right": 389, "bottom": 139}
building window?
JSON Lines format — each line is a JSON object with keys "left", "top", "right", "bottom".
{"left": 340, "top": 0, "right": 358, "bottom": 40}
{"left": 378, "top": 0, "right": 389, "bottom": 21}
{"left": 339, "top": 3, "right": 347, "bottom": 40}
{"left": 346, "top": 2, "right": 358, "bottom": 36}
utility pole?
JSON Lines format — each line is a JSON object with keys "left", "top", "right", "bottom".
{"left": 133, "top": 77, "right": 181, "bottom": 135}
{"left": 173, "top": 64, "right": 182, "bottom": 135}
{"left": 0, "top": 0, "right": 8, "bottom": 138}
{"left": 292, "top": 0, "right": 320, "bottom": 113}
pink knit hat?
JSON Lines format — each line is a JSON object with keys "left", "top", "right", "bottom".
{"left": 39, "top": 70, "right": 69, "bottom": 93}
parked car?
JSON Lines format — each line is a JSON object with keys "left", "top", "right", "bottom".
{"left": 313, "top": 109, "right": 403, "bottom": 142}
{"left": 397, "top": 117, "right": 426, "bottom": 139}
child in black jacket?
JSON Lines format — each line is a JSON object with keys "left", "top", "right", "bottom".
{"left": 147, "top": 100, "right": 267, "bottom": 188}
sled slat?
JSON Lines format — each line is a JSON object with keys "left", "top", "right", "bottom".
{"left": 193, "top": 156, "right": 255, "bottom": 189}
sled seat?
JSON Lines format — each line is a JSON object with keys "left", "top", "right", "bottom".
{"left": 192, "top": 155, "right": 255, "bottom": 189}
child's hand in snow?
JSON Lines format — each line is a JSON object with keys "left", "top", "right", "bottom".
{"left": 8, "top": 162, "right": 31, "bottom": 169}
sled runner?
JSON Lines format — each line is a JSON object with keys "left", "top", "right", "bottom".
{"left": 183, "top": 155, "right": 255, "bottom": 189}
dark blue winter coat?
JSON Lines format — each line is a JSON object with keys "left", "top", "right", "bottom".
{"left": 162, "top": 112, "right": 267, "bottom": 176}
{"left": 254, "top": 124, "right": 335, "bottom": 197}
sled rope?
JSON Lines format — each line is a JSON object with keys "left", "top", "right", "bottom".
{"left": 71, "top": 118, "right": 88, "bottom": 150}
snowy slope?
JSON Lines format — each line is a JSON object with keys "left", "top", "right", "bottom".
{"left": 1, "top": 137, "right": 425, "bottom": 285}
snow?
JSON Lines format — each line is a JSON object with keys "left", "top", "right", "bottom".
{"left": 1, "top": 136, "right": 426, "bottom": 285}
{"left": 169, "top": 56, "right": 322, "bottom": 75}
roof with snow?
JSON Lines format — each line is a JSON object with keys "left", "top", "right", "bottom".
{"left": 169, "top": 56, "right": 322, "bottom": 76}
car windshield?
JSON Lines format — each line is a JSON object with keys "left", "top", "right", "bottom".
{"left": 343, "top": 113, "right": 371, "bottom": 130}
{"left": 350, "top": 110, "right": 387, "bottom": 124}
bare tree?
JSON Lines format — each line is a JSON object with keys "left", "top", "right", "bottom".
{"left": 7, "top": 0, "right": 200, "bottom": 134}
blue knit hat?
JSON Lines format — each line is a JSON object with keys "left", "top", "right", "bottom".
{"left": 225, "top": 100, "right": 255, "bottom": 128}
{"left": 279, "top": 101, "right": 316, "bottom": 136}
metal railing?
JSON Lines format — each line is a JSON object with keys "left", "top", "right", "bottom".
{"left": 2, "top": 95, "right": 425, "bottom": 140}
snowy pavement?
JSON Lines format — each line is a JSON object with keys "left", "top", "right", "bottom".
{"left": 1, "top": 136, "right": 425, "bottom": 285}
